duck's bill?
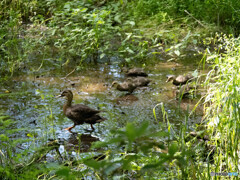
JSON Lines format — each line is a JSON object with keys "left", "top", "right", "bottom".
{"left": 56, "top": 94, "right": 64, "bottom": 98}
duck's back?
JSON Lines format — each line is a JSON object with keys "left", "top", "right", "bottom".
{"left": 126, "top": 68, "right": 148, "bottom": 77}
{"left": 133, "top": 77, "right": 151, "bottom": 86}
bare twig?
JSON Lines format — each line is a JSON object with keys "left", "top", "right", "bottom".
{"left": 64, "top": 68, "right": 76, "bottom": 79}
{"left": 184, "top": 10, "right": 206, "bottom": 28}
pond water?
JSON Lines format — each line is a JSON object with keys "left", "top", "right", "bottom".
{"left": 0, "top": 56, "right": 205, "bottom": 156}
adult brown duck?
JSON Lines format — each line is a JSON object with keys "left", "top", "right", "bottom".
{"left": 125, "top": 68, "right": 148, "bottom": 77}
{"left": 111, "top": 80, "right": 137, "bottom": 93}
{"left": 127, "top": 76, "right": 151, "bottom": 87}
{"left": 166, "top": 74, "right": 193, "bottom": 86}
{"left": 58, "top": 90, "right": 106, "bottom": 132}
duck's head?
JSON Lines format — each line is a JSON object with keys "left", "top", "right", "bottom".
{"left": 166, "top": 75, "right": 176, "bottom": 83}
{"left": 58, "top": 90, "right": 73, "bottom": 99}
{"left": 125, "top": 78, "right": 134, "bottom": 82}
{"left": 111, "top": 81, "right": 119, "bottom": 88}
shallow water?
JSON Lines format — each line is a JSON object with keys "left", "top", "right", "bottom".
{"left": 0, "top": 58, "right": 205, "bottom": 155}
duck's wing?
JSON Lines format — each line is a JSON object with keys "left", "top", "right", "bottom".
{"left": 69, "top": 104, "right": 101, "bottom": 118}
{"left": 84, "top": 114, "right": 107, "bottom": 124}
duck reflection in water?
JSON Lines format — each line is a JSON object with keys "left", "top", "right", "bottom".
{"left": 65, "top": 133, "right": 100, "bottom": 153}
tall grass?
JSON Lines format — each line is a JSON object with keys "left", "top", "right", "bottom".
{"left": 203, "top": 34, "right": 240, "bottom": 173}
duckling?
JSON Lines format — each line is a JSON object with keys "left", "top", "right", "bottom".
{"left": 126, "top": 76, "right": 151, "bottom": 87}
{"left": 58, "top": 90, "right": 106, "bottom": 132}
{"left": 176, "top": 84, "right": 195, "bottom": 99}
{"left": 166, "top": 74, "right": 193, "bottom": 86}
{"left": 111, "top": 80, "right": 137, "bottom": 93}
{"left": 125, "top": 68, "right": 148, "bottom": 77}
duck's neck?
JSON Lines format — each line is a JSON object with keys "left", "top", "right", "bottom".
{"left": 63, "top": 97, "right": 72, "bottom": 115}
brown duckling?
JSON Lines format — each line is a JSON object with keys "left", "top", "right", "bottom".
{"left": 58, "top": 90, "right": 106, "bottom": 132}
{"left": 126, "top": 77, "right": 151, "bottom": 87}
{"left": 125, "top": 68, "right": 148, "bottom": 77}
{"left": 166, "top": 74, "right": 193, "bottom": 86}
{"left": 176, "top": 84, "right": 195, "bottom": 98}
{"left": 111, "top": 80, "right": 137, "bottom": 93}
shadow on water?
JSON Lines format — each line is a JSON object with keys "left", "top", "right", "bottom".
{"left": 0, "top": 56, "right": 205, "bottom": 156}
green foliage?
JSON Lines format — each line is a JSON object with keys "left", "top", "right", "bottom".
{"left": 1, "top": 1, "right": 240, "bottom": 178}
{"left": 81, "top": 118, "right": 207, "bottom": 179}
{"left": 203, "top": 33, "right": 240, "bottom": 173}
{"left": 131, "top": 0, "right": 240, "bottom": 34}
{"left": 49, "top": 1, "right": 112, "bottom": 64}
{"left": 2, "top": 0, "right": 235, "bottom": 76}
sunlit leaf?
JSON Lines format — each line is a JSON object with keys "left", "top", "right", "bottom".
{"left": 80, "top": 8, "right": 88, "bottom": 12}
{"left": 192, "top": 69, "right": 198, "bottom": 77}
{"left": 27, "top": 133, "right": 34, "bottom": 138}
{"left": 97, "top": 20, "right": 104, "bottom": 24}
{"left": 126, "top": 47, "right": 134, "bottom": 54}
{"left": 126, "top": 21, "right": 135, "bottom": 26}
{"left": 125, "top": 58, "right": 131, "bottom": 63}
{"left": 174, "top": 50, "right": 180, "bottom": 56}
{"left": 114, "top": 15, "right": 122, "bottom": 24}
{"left": 100, "top": 53, "right": 105, "bottom": 59}
{"left": 192, "top": 39, "right": 198, "bottom": 44}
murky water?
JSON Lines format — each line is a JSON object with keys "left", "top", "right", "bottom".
{"left": 0, "top": 57, "right": 205, "bottom": 156}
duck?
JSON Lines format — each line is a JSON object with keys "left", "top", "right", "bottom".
{"left": 176, "top": 84, "right": 194, "bottom": 98}
{"left": 58, "top": 90, "right": 106, "bottom": 132}
{"left": 111, "top": 80, "right": 137, "bottom": 93}
{"left": 126, "top": 76, "right": 151, "bottom": 87}
{"left": 125, "top": 68, "right": 148, "bottom": 77}
{"left": 166, "top": 74, "right": 193, "bottom": 86}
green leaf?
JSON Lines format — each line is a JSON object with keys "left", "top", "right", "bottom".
{"left": 174, "top": 50, "right": 180, "bottom": 56}
{"left": 192, "top": 39, "right": 198, "bottom": 44}
{"left": 168, "top": 142, "right": 178, "bottom": 156}
{"left": 81, "top": 8, "right": 88, "bottom": 12}
{"left": 83, "top": 159, "right": 105, "bottom": 170}
{"left": 135, "top": 121, "right": 148, "bottom": 137}
{"left": 126, "top": 21, "right": 135, "bottom": 26}
{"left": 100, "top": 53, "right": 105, "bottom": 59}
{"left": 125, "top": 58, "right": 131, "bottom": 63}
{"left": 126, "top": 47, "right": 134, "bottom": 54}
{"left": 0, "top": 134, "right": 9, "bottom": 141}
{"left": 114, "top": 15, "right": 122, "bottom": 24}
{"left": 192, "top": 69, "right": 198, "bottom": 77}
{"left": 56, "top": 167, "right": 70, "bottom": 177}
